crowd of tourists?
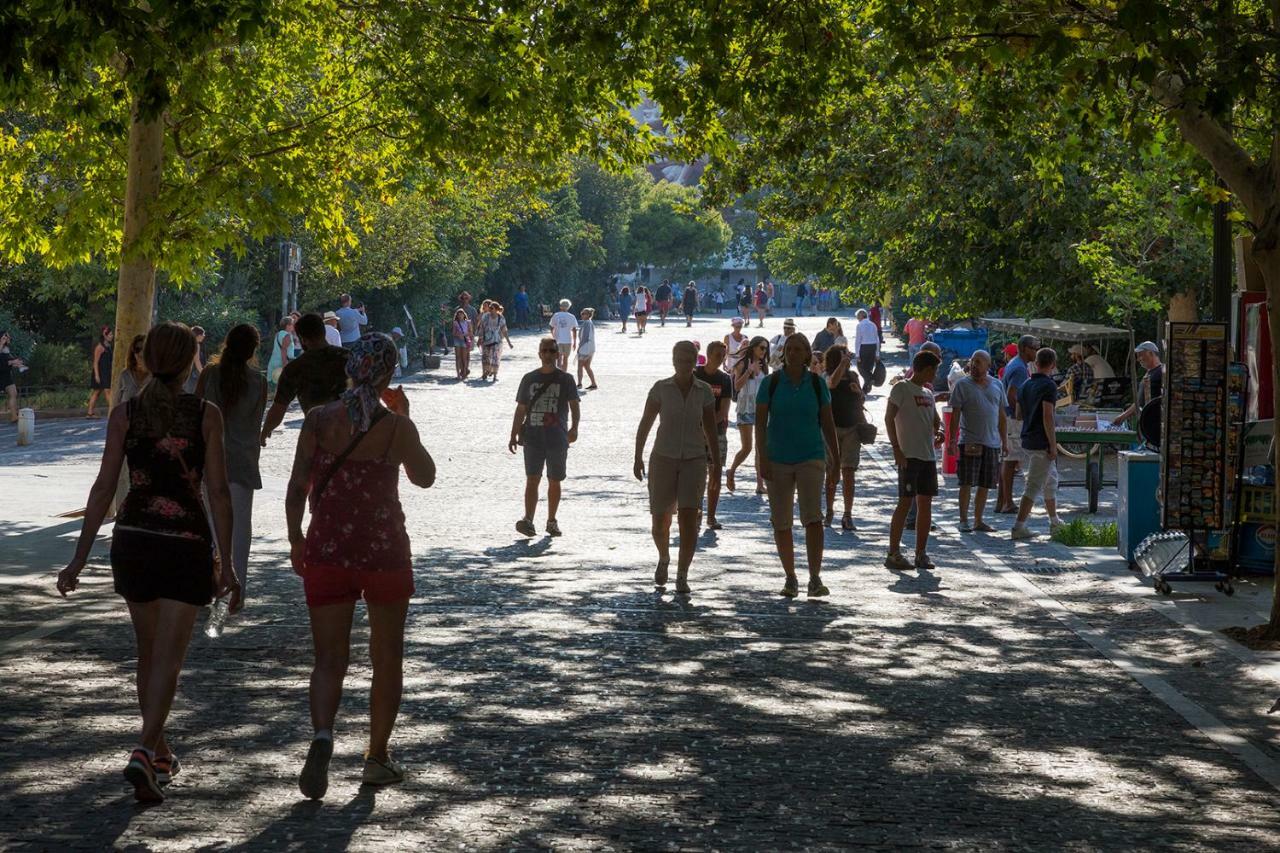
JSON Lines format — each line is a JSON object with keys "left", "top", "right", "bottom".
{"left": 51, "top": 287, "right": 1139, "bottom": 807}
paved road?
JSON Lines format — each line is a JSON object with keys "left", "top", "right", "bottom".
{"left": 2, "top": 313, "right": 1278, "bottom": 850}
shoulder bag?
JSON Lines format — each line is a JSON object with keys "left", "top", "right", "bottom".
{"left": 312, "top": 408, "right": 390, "bottom": 503}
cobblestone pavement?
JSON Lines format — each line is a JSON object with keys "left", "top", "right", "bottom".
{"left": 2, "top": 314, "right": 1279, "bottom": 850}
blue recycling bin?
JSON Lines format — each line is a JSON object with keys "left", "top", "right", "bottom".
{"left": 929, "top": 328, "right": 989, "bottom": 359}
{"left": 1117, "top": 450, "right": 1161, "bottom": 566}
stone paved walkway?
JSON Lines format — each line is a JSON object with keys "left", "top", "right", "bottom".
{"left": 2, "top": 314, "right": 1278, "bottom": 850}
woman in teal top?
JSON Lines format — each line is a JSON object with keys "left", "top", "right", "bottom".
{"left": 754, "top": 332, "right": 839, "bottom": 599}
{"left": 267, "top": 317, "right": 294, "bottom": 387}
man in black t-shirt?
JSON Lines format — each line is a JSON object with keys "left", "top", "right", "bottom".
{"left": 655, "top": 280, "right": 674, "bottom": 326}
{"left": 260, "top": 313, "right": 350, "bottom": 446}
{"left": 1012, "top": 347, "right": 1063, "bottom": 539}
{"left": 695, "top": 341, "right": 734, "bottom": 530}
{"left": 823, "top": 345, "right": 866, "bottom": 530}
{"left": 509, "top": 337, "right": 581, "bottom": 537}
{"left": 1116, "top": 340, "right": 1164, "bottom": 424}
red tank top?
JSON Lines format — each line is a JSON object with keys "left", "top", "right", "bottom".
{"left": 303, "top": 434, "right": 411, "bottom": 573}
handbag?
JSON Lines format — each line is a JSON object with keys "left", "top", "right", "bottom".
{"left": 871, "top": 359, "right": 887, "bottom": 387}
{"left": 516, "top": 378, "right": 555, "bottom": 446}
{"left": 855, "top": 423, "right": 877, "bottom": 444}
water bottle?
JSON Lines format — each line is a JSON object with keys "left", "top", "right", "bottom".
{"left": 204, "top": 597, "right": 229, "bottom": 639}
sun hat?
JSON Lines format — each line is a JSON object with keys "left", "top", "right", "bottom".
{"left": 323, "top": 311, "right": 339, "bottom": 321}
{"left": 731, "top": 316, "right": 744, "bottom": 325}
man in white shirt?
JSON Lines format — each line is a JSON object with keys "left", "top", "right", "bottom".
{"left": 884, "top": 350, "right": 944, "bottom": 571}
{"left": 853, "top": 308, "right": 881, "bottom": 394}
{"left": 549, "top": 298, "right": 579, "bottom": 371}
{"left": 322, "top": 312, "right": 343, "bottom": 348}
{"left": 335, "top": 294, "right": 368, "bottom": 346}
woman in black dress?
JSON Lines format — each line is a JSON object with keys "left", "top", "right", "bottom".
{"left": 59, "top": 322, "right": 236, "bottom": 802}
{"left": 1, "top": 330, "right": 26, "bottom": 424}
{"left": 87, "top": 325, "right": 114, "bottom": 418}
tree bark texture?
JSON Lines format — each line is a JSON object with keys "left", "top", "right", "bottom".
{"left": 1167, "top": 290, "right": 1199, "bottom": 323}
{"left": 108, "top": 105, "right": 164, "bottom": 407}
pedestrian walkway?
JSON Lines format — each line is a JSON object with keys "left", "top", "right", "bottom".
{"left": 1, "top": 316, "right": 1278, "bottom": 849}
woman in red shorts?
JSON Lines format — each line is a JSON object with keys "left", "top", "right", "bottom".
{"left": 286, "top": 333, "right": 435, "bottom": 799}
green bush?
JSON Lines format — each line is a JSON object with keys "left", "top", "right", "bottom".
{"left": 1051, "top": 518, "right": 1119, "bottom": 547}
{"left": 20, "top": 342, "right": 89, "bottom": 388}
{"left": 0, "top": 308, "right": 39, "bottom": 360}
{"left": 19, "top": 387, "right": 85, "bottom": 411}
{"left": 156, "top": 291, "right": 261, "bottom": 355}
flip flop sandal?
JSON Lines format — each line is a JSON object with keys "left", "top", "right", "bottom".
{"left": 974, "top": 522, "right": 996, "bottom": 533}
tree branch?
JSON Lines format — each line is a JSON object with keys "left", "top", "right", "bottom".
{"left": 1152, "top": 72, "right": 1269, "bottom": 222}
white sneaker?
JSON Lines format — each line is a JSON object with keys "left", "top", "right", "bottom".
{"left": 1011, "top": 525, "right": 1037, "bottom": 541}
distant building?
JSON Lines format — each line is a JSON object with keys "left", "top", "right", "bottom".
{"left": 628, "top": 98, "right": 764, "bottom": 290}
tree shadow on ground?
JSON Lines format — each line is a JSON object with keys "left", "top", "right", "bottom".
{"left": 4, "top": 525, "right": 1279, "bottom": 849}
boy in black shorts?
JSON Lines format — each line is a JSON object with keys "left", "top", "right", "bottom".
{"left": 884, "top": 351, "right": 944, "bottom": 570}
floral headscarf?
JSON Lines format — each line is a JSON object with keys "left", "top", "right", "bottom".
{"left": 342, "top": 333, "right": 398, "bottom": 432}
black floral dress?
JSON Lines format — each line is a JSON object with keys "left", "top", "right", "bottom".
{"left": 111, "top": 394, "right": 216, "bottom": 605}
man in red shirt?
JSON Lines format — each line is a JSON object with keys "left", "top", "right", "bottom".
{"left": 904, "top": 316, "right": 929, "bottom": 360}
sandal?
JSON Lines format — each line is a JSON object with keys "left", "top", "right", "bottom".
{"left": 725, "top": 468, "right": 736, "bottom": 493}
{"left": 706, "top": 519, "right": 722, "bottom": 531}
{"left": 974, "top": 522, "right": 996, "bottom": 533}
{"left": 841, "top": 516, "right": 855, "bottom": 532}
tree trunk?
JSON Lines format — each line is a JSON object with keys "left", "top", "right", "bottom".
{"left": 108, "top": 105, "right": 164, "bottom": 406}
{"left": 1250, "top": 230, "right": 1280, "bottom": 639}
{"left": 1167, "top": 289, "right": 1199, "bottom": 323}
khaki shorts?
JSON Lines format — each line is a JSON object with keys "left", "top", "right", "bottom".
{"left": 768, "top": 459, "right": 826, "bottom": 530}
{"left": 1005, "top": 418, "right": 1029, "bottom": 465}
{"left": 557, "top": 343, "right": 572, "bottom": 356}
{"left": 1023, "top": 450, "right": 1059, "bottom": 500}
{"left": 648, "top": 453, "right": 708, "bottom": 515}
{"left": 834, "top": 426, "right": 862, "bottom": 470}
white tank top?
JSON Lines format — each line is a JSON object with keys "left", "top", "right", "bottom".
{"left": 725, "top": 333, "right": 749, "bottom": 370}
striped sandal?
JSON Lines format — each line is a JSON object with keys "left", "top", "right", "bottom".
{"left": 123, "top": 749, "right": 164, "bottom": 803}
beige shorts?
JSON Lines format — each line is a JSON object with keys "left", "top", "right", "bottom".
{"left": 834, "top": 426, "right": 862, "bottom": 470}
{"left": 1023, "top": 450, "right": 1059, "bottom": 500}
{"left": 1005, "top": 418, "right": 1029, "bottom": 465}
{"left": 648, "top": 453, "right": 708, "bottom": 515}
{"left": 557, "top": 343, "right": 572, "bottom": 356}
{"left": 768, "top": 459, "right": 826, "bottom": 530}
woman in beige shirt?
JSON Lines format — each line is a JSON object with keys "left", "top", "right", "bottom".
{"left": 633, "top": 341, "right": 720, "bottom": 595}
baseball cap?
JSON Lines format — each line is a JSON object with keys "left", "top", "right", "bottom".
{"left": 391, "top": 326, "right": 404, "bottom": 336}
{"left": 731, "top": 317, "right": 744, "bottom": 325}
{"left": 1135, "top": 341, "right": 1160, "bottom": 355}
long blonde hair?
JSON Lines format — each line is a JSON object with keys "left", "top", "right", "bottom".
{"left": 134, "top": 322, "right": 197, "bottom": 437}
